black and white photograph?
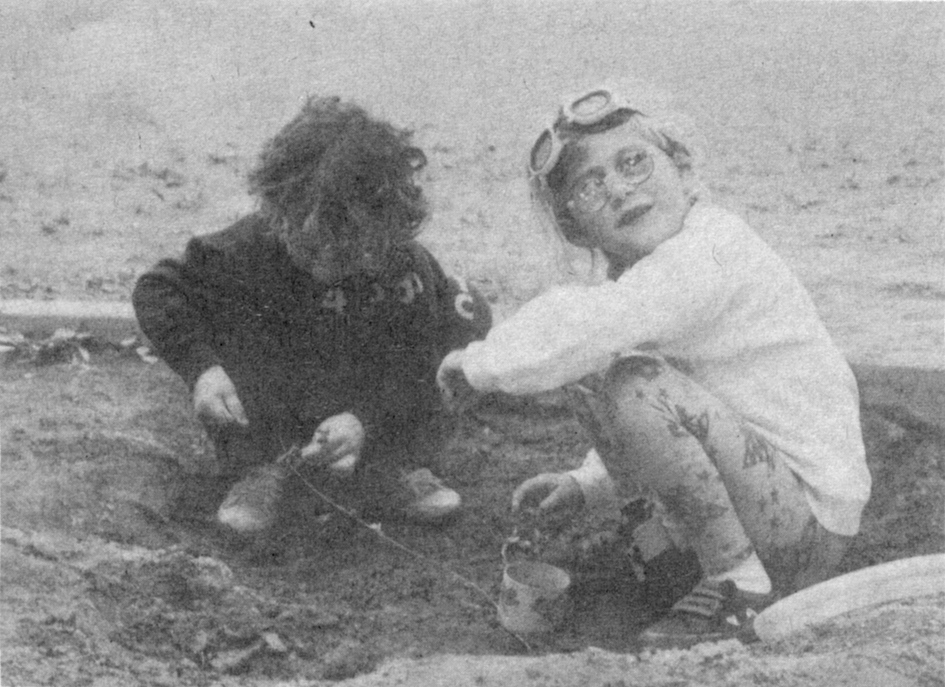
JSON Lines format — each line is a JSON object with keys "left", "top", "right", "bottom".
{"left": 1, "top": 1, "right": 942, "bottom": 685}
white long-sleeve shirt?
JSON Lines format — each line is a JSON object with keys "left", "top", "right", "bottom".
{"left": 461, "top": 203, "right": 870, "bottom": 536}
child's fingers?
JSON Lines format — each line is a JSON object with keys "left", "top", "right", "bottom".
{"left": 510, "top": 483, "right": 533, "bottom": 512}
{"left": 322, "top": 433, "right": 352, "bottom": 456}
{"left": 436, "top": 351, "right": 470, "bottom": 410}
{"left": 440, "top": 369, "right": 476, "bottom": 413}
{"left": 511, "top": 476, "right": 553, "bottom": 512}
{"left": 441, "top": 386, "right": 460, "bottom": 413}
{"left": 299, "top": 442, "right": 319, "bottom": 461}
{"left": 301, "top": 433, "right": 355, "bottom": 468}
{"left": 300, "top": 427, "right": 325, "bottom": 457}
{"left": 436, "top": 367, "right": 457, "bottom": 395}
{"left": 223, "top": 393, "right": 249, "bottom": 426}
{"left": 437, "top": 376, "right": 454, "bottom": 400}
{"left": 539, "top": 490, "right": 567, "bottom": 513}
{"left": 197, "top": 396, "right": 234, "bottom": 426}
{"left": 327, "top": 453, "right": 358, "bottom": 478}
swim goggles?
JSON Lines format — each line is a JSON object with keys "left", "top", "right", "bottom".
{"left": 528, "top": 88, "right": 646, "bottom": 179}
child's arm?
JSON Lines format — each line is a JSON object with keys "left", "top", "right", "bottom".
{"left": 132, "top": 239, "right": 226, "bottom": 389}
{"left": 332, "top": 244, "right": 491, "bottom": 457}
{"left": 423, "top": 256, "right": 492, "bottom": 355}
{"left": 358, "top": 242, "right": 491, "bottom": 417}
{"left": 457, "top": 220, "right": 740, "bottom": 395}
{"left": 439, "top": 274, "right": 492, "bottom": 351}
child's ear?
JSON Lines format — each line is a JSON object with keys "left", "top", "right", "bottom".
{"left": 676, "top": 160, "right": 699, "bottom": 203}
{"left": 668, "top": 146, "right": 699, "bottom": 202}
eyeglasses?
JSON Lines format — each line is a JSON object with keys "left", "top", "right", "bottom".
{"left": 528, "top": 88, "right": 644, "bottom": 179}
{"left": 565, "top": 145, "right": 654, "bottom": 215}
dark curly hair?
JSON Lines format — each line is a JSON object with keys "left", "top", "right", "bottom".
{"left": 248, "top": 96, "right": 429, "bottom": 253}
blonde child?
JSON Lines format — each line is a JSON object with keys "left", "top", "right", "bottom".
{"left": 437, "top": 87, "right": 870, "bottom": 647}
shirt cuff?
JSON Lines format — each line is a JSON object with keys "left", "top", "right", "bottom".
{"left": 460, "top": 340, "right": 503, "bottom": 393}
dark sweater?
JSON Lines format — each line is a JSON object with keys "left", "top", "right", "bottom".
{"left": 133, "top": 213, "right": 491, "bottom": 461}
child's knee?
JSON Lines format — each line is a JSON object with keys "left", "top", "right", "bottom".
{"left": 605, "top": 354, "right": 668, "bottom": 389}
{"left": 763, "top": 519, "right": 851, "bottom": 593}
{"left": 792, "top": 529, "right": 851, "bottom": 592}
{"left": 600, "top": 355, "right": 674, "bottom": 423}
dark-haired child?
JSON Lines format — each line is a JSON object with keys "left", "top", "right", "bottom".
{"left": 134, "top": 96, "right": 490, "bottom": 537}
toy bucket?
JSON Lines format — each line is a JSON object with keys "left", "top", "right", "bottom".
{"left": 498, "top": 561, "right": 571, "bottom": 634}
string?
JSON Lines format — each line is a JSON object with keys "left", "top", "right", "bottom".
{"left": 276, "top": 445, "right": 534, "bottom": 651}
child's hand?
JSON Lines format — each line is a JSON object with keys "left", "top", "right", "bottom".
{"left": 300, "top": 412, "right": 365, "bottom": 474}
{"left": 512, "top": 473, "right": 584, "bottom": 515}
{"left": 437, "top": 349, "right": 476, "bottom": 412}
{"left": 193, "top": 365, "right": 249, "bottom": 428}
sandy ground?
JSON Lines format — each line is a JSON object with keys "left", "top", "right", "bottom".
{"left": 1, "top": 358, "right": 942, "bottom": 686}
{"left": 1, "top": 1, "right": 943, "bottom": 686}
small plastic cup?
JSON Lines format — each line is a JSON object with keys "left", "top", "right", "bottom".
{"left": 497, "top": 561, "right": 571, "bottom": 635}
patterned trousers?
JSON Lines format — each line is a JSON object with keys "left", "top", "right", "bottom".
{"left": 574, "top": 354, "right": 850, "bottom": 594}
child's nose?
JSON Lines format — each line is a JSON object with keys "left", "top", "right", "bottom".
{"left": 608, "top": 175, "right": 637, "bottom": 209}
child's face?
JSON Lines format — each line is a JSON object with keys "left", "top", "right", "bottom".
{"left": 304, "top": 240, "right": 359, "bottom": 284}
{"left": 560, "top": 123, "right": 692, "bottom": 267}
{"left": 286, "top": 204, "right": 391, "bottom": 284}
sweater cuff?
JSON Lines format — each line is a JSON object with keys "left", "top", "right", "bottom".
{"left": 565, "top": 448, "right": 618, "bottom": 513}
{"left": 172, "top": 344, "right": 223, "bottom": 390}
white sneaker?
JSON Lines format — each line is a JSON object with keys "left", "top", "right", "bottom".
{"left": 217, "top": 464, "right": 287, "bottom": 534}
{"left": 401, "top": 468, "right": 461, "bottom": 523}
